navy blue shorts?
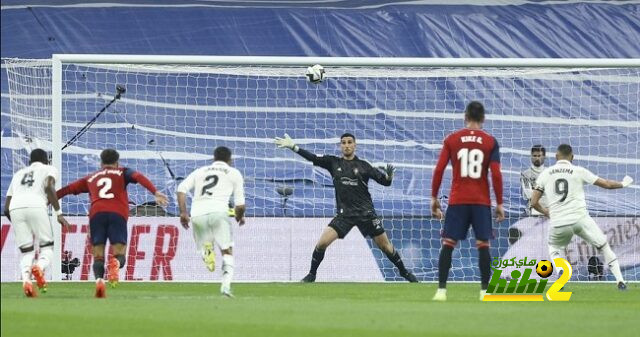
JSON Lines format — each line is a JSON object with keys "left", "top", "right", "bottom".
{"left": 443, "top": 205, "right": 492, "bottom": 241}
{"left": 89, "top": 212, "right": 128, "bottom": 246}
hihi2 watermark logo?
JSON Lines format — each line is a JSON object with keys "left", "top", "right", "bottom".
{"left": 482, "top": 257, "right": 572, "bottom": 302}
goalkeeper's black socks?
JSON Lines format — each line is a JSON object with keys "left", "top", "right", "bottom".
{"left": 478, "top": 246, "right": 491, "bottom": 290}
{"left": 93, "top": 257, "right": 105, "bottom": 279}
{"left": 309, "top": 247, "right": 325, "bottom": 276}
{"left": 438, "top": 245, "right": 454, "bottom": 288}
{"left": 385, "top": 249, "right": 407, "bottom": 273}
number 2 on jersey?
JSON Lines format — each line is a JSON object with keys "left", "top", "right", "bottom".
{"left": 457, "top": 148, "right": 484, "bottom": 179}
{"left": 97, "top": 177, "right": 115, "bottom": 199}
{"left": 201, "top": 175, "right": 219, "bottom": 196}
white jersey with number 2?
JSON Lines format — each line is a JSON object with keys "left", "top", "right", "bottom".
{"left": 534, "top": 160, "right": 599, "bottom": 227}
{"left": 177, "top": 161, "right": 245, "bottom": 217}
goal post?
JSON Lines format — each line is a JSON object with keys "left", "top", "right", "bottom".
{"left": 3, "top": 55, "right": 639, "bottom": 282}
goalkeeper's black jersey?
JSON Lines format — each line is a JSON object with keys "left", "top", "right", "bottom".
{"left": 296, "top": 148, "right": 392, "bottom": 217}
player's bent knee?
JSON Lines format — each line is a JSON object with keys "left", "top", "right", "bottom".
{"left": 476, "top": 241, "right": 490, "bottom": 249}
{"left": 19, "top": 245, "right": 34, "bottom": 253}
{"left": 379, "top": 242, "right": 394, "bottom": 254}
{"left": 442, "top": 238, "right": 457, "bottom": 248}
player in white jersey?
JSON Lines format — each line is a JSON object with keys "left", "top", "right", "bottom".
{"left": 177, "top": 146, "right": 246, "bottom": 297}
{"left": 3, "top": 149, "right": 70, "bottom": 297}
{"left": 521, "top": 144, "right": 548, "bottom": 215}
{"left": 531, "top": 144, "right": 633, "bottom": 290}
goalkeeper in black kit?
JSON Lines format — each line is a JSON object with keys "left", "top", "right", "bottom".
{"left": 275, "top": 132, "right": 418, "bottom": 283}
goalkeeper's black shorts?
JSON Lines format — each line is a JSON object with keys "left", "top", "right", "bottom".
{"left": 329, "top": 215, "right": 385, "bottom": 239}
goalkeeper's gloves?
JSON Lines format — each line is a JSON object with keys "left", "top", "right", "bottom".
{"left": 379, "top": 164, "right": 395, "bottom": 180}
{"left": 275, "top": 133, "right": 298, "bottom": 152}
{"left": 621, "top": 175, "right": 634, "bottom": 187}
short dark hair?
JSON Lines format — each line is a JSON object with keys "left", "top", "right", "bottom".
{"left": 557, "top": 144, "right": 573, "bottom": 157}
{"left": 100, "top": 149, "right": 120, "bottom": 165}
{"left": 214, "top": 146, "right": 232, "bottom": 162}
{"left": 465, "top": 101, "right": 485, "bottom": 123}
{"left": 531, "top": 145, "right": 546, "bottom": 155}
{"left": 29, "top": 148, "right": 49, "bottom": 165}
{"left": 340, "top": 133, "right": 356, "bottom": 141}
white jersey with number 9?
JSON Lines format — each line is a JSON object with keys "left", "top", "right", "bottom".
{"left": 534, "top": 160, "right": 599, "bottom": 227}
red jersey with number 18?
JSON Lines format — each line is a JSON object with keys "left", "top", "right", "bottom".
{"left": 57, "top": 167, "right": 157, "bottom": 220}
{"left": 431, "top": 128, "right": 503, "bottom": 206}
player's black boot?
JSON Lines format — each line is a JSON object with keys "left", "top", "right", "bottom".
{"left": 301, "top": 273, "right": 316, "bottom": 283}
{"left": 618, "top": 282, "right": 627, "bottom": 291}
{"left": 400, "top": 271, "right": 419, "bottom": 283}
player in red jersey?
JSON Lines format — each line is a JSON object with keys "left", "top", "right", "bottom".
{"left": 57, "top": 149, "right": 168, "bottom": 297}
{"left": 430, "top": 101, "right": 505, "bottom": 301}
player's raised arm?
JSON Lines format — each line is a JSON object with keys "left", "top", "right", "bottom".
{"left": 489, "top": 138, "right": 504, "bottom": 222}
{"left": 275, "top": 133, "right": 332, "bottom": 169}
{"left": 593, "top": 175, "right": 634, "bottom": 189}
{"left": 369, "top": 163, "right": 394, "bottom": 186}
{"left": 56, "top": 177, "right": 89, "bottom": 199}
{"left": 124, "top": 168, "right": 168, "bottom": 206}
{"left": 574, "top": 165, "right": 633, "bottom": 190}
{"left": 430, "top": 141, "right": 450, "bottom": 220}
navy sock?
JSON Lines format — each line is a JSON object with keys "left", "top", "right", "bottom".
{"left": 478, "top": 247, "right": 491, "bottom": 290}
{"left": 93, "top": 258, "right": 105, "bottom": 280}
{"left": 438, "top": 245, "right": 454, "bottom": 288}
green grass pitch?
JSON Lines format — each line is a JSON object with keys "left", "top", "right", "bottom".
{"left": 2, "top": 282, "right": 638, "bottom": 337}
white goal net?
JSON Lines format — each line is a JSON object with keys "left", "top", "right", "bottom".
{"left": 3, "top": 56, "right": 639, "bottom": 282}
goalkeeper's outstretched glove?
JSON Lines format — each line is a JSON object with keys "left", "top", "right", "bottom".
{"left": 379, "top": 164, "right": 395, "bottom": 181}
{"left": 275, "top": 133, "right": 298, "bottom": 151}
{"left": 621, "top": 175, "right": 634, "bottom": 187}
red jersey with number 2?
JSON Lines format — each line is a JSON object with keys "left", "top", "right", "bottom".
{"left": 57, "top": 167, "right": 157, "bottom": 220}
{"left": 431, "top": 128, "right": 503, "bottom": 206}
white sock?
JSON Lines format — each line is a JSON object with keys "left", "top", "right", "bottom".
{"left": 600, "top": 244, "right": 624, "bottom": 283}
{"left": 548, "top": 245, "right": 563, "bottom": 264}
{"left": 221, "top": 254, "right": 234, "bottom": 293}
{"left": 20, "top": 250, "right": 35, "bottom": 283}
{"left": 37, "top": 245, "right": 53, "bottom": 272}
{"left": 547, "top": 245, "right": 564, "bottom": 281}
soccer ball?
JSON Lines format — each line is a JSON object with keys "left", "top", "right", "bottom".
{"left": 536, "top": 260, "right": 554, "bottom": 278}
{"left": 305, "top": 64, "right": 325, "bottom": 83}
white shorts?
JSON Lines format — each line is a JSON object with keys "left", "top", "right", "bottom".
{"left": 191, "top": 212, "right": 233, "bottom": 250}
{"left": 9, "top": 207, "right": 53, "bottom": 249}
{"left": 548, "top": 215, "right": 607, "bottom": 250}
